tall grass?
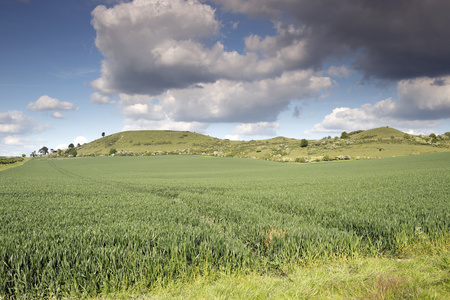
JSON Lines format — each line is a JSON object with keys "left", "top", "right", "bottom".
{"left": 1, "top": 153, "right": 449, "bottom": 298}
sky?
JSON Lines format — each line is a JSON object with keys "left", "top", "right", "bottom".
{"left": 1, "top": 0, "right": 450, "bottom": 156}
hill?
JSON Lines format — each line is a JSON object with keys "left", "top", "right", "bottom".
{"left": 69, "top": 127, "right": 450, "bottom": 162}
{"left": 78, "top": 130, "right": 221, "bottom": 155}
{"left": 350, "top": 126, "right": 405, "bottom": 139}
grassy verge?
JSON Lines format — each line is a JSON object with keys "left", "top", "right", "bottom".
{"left": 0, "top": 157, "right": 29, "bottom": 171}
{"left": 98, "top": 244, "right": 450, "bottom": 299}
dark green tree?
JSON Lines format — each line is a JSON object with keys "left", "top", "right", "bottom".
{"left": 39, "top": 146, "right": 49, "bottom": 155}
{"left": 340, "top": 131, "right": 350, "bottom": 139}
{"left": 300, "top": 139, "right": 308, "bottom": 147}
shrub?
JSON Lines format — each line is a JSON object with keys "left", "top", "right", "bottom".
{"left": 295, "top": 157, "right": 307, "bottom": 163}
{"left": 340, "top": 131, "right": 350, "bottom": 139}
{"left": 109, "top": 148, "right": 117, "bottom": 155}
{"left": 68, "top": 148, "right": 77, "bottom": 157}
{"left": 300, "top": 139, "right": 308, "bottom": 147}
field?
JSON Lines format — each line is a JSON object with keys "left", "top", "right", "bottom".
{"left": 1, "top": 153, "right": 449, "bottom": 299}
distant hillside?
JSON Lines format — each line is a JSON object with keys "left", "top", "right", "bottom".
{"left": 69, "top": 127, "right": 450, "bottom": 162}
{"left": 78, "top": 130, "right": 222, "bottom": 155}
{"left": 350, "top": 127, "right": 405, "bottom": 139}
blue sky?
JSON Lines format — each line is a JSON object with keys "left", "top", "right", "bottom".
{"left": 1, "top": 0, "right": 450, "bottom": 156}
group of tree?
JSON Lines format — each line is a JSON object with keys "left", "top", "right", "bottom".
{"left": 30, "top": 132, "right": 108, "bottom": 158}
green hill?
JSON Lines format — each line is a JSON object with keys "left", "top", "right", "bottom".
{"left": 70, "top": 127, "right": 450, "bottom": 162}
{"left": 78, "top": 130, "right": 222, "bottom": 155}
{"left": 350, "top": 126, "right": 405, "bottom": 139}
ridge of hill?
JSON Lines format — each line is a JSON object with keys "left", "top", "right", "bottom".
{"left": 72, "top": 127, "right": 450, "bottom": 162}
{"left": 349, "top": 126, "right": 405, "bottom": 139}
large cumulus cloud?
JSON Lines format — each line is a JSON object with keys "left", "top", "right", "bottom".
{"left": 91, "top": 0, "right": 450, "bottom": 137}
{"left": 90, "top": 0, "right": 333, "bottom": 135}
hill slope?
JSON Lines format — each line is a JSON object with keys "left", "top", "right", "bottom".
{"left": 350, "top": 126, "right": 405, "bottom": 139}
{"left": 74, "top": 127, "right": 450, "bottom": 162}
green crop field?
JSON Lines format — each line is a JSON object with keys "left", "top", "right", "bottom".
{"left": 1, "top": 154, "right": 449, "bottom": 299}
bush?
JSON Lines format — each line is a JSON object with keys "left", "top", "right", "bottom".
{"left": 109, "top": 148, "right": 117, "bottom": 155}
{"left": 69, "top": 148, "right": 77, "bottom": 157}
{"left": 340, "top": 131, "right": 350, "bottom": 139}
{"left": 300, "top": 139, "right": 308, "bottom": 147}
{"left": 295, "top": 157, "right": 307, "bottom": 163}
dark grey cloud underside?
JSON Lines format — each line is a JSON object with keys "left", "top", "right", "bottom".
{"left": 213, "top": 0, "right": 450, "bottom": 81}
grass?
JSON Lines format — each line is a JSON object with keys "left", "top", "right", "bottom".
{"left": 1, "top": 153, "right": 449, "bottom": 298}
{"left": 143, "top": 250, "right": 449, "bottom": 299}
{"left": 0, "top": 157, "right": 28, "bottom": 171}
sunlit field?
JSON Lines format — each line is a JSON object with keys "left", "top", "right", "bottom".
{"left": 1, "top": 153, "right": 449, "bottom": 298}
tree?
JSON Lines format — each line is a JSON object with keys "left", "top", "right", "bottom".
{"left": 77, "top": 143, "right": 81, "bottom": 147}
{"left": 68, "top": 143, "right": 74, "bottom": 148}
{"left": 31, "top": 151, "right": 37, "bottom": 157}
{"left": 300, "top": 139, "right": 308, "bottom": 147}
{"left": 340, "top": 131, "right": 350, "bottom": 139}
{"left": 39, "top": 146, "right": 49, "bottom": 155}
{"left": 69, "top": 148, "right": 77, "bottom": 157}
{"left": 102, "top": 132, "right": 105, "bottom": 137}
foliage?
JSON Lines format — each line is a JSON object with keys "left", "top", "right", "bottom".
{"left": 109, "top": 148, "right": 117, "bottom": 155}
{"left": 0, "top": 153, "right": 449, "bottom": 298}
{"left": 300, "top": 138, "right": 308, "bottom": 147}
{"left": 39, "top": 146, "right": 49, "bottom": 155}
{"left": 349, "top": 130, "right": 364, "bottom": 135}
{"left": 68, "top": 148, "right": 77, "bottom": 157}
{"left": 340, "top": 131, "right": 350, "bottom": 139}
{"left": 0, "top": 156, "right": 24, "bottom": 165}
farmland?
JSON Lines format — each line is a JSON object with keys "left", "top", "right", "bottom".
{"left": 1, "top": 153, "right": 449, "bottom": 299}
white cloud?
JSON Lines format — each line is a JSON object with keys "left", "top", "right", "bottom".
{"left": 89, "top": 0, "right": 340, "bottom": 135}
{"left": 27, "top": 95, "right": 75, "bottom": 111}
{"left": 122, "top": 118, "right": 209, "bottom": 133}
{"left": 141, "top": 70, "right": 330, "bottom": 123}
{"left": 74, "top": 136, "right": 88, "bottom": 145}
{"left": 395, "top": 77, "right": 450, "bottom": 119}
{"left": 3, "top": 136, "right": 27, "bottom": 146}
{"left": 224, "top": 134, "right": 240, "bottom": 140}
{"left": 55, "top": 144, "right": 68, "bottom": 151}
{"left": 51, "top": 112, "right": 65, "bottom": 119}
{"left": 234, "top": 122, "right": 280, "bottom": 136}
{"left": 91, "top": 0, "right": 221, "bottom": 95}
{"left": 327, "top": 66, "right": 351, "bottom": 78}
{"left": 90, "top": 92, "right": 116, "bottom": 104}
{"left": 308, "top": 76, "right": 450, "bottom": 134}
{"left": 0, "top": 110, "right": 46, "bottom": 135}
